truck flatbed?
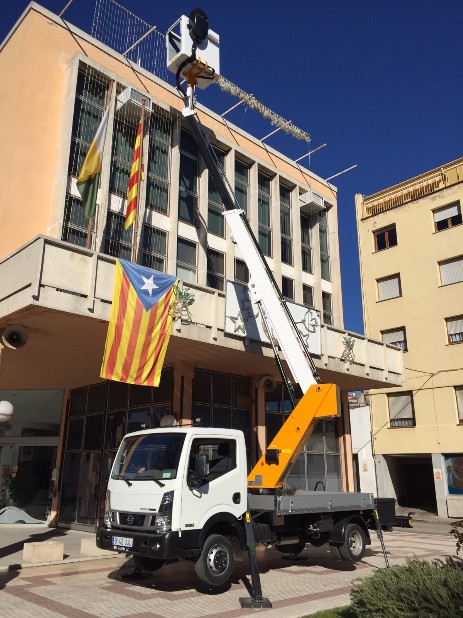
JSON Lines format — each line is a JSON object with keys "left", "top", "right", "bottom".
{"left": 248, "top": 490, "right": 375, "bottom": 514}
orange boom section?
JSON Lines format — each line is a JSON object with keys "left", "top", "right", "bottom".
{"left": 248, "top": 384, "right": 340, "bottom": 490}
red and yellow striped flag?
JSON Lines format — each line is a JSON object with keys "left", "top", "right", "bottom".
{"left": 125, "top": 119, "right": 143, "bottom": 230}
{"left": 100, "top": 260, "right": 179, "bottom": 387}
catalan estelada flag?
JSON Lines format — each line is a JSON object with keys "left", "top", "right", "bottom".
{"left": 76, "top": 108, "right": 109, "bottom": 218}
{"left": 125, "top": 119, "right": 144, "bottom": 230}
{"left": 100, "top": 259, "right": 179, "bottom": 387}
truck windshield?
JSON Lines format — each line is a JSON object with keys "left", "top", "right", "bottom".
{"left": 112, "top": 433, "right": 186, "bottom": 482}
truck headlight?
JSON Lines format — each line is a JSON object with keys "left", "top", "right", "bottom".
{"left": 104, "top": 489, "right": 113, "bottom": 529}
{"left": 155, "top": 490, "right": 174, "bottom": 534}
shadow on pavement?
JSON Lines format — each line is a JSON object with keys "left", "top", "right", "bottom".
{"left": 0, "top": 527, "right": 67, "bottom": 561}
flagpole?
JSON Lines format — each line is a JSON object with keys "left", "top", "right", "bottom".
{"left": 86, "top": 81, "right": 113, "bottom": 250}
{"left": 131, "top": 99, "right": 145, "bottom": 263}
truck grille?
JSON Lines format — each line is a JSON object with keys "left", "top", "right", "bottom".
{"left": 118, "top": 512, "right": 146, "bottom": 527}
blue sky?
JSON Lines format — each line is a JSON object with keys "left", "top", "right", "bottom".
{"left": 2, "top": 1, "right": 462, "bottom": 334}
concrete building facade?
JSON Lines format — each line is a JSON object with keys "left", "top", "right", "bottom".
{"left": 0, "top": 3, "right": 402, "bottom": 529}
{"left": 356, "top": 157, "right": 463, "bottom": 518}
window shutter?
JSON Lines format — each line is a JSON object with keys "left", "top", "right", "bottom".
{"left": 388, "top": 393, "right": 414, "bottom": 420}
{"left": 382, "top": 329, "right": 404, "bottom": 345}
{"left": 440, "top": 257, "right": 463, "bottom": 285}
{"left": 378, "top": 275, "right": 400, "bottom": 300}
{"left": 455, "top": 387, "right": 463, "bottom": 422}
{"left": 433, "top": 203, "right": 459, "bottom": 222}
{"left": 447, "top": 317, "right": 463, "bottom": 335}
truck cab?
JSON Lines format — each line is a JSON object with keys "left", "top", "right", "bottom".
{"left": 97, "top": 427, "right": 248, "bottom": 579}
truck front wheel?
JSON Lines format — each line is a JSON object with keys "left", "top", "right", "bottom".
{"left": 195, "top": 534, "right": 235, "bottom": 587}
{"left": 339, "top": 523, "right": 366, "bottom": 561}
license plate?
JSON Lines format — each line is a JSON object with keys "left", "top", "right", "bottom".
{"left": 112, "top": 536, "right": 133, "bottom": 549}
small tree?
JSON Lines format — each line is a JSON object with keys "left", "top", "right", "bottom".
{"left": 450, "top": 519, "right": 463, "bottom": 554}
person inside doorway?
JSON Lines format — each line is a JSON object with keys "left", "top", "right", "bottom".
{"left": 447, "top": 456, "right": 463, "bottom": 494}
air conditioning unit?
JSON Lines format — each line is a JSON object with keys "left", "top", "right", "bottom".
{"left": 116, "top": 87, "right": 151, "bottom": 117}
{"left": 299, "top": 189, "right": 325, "bottom": 215}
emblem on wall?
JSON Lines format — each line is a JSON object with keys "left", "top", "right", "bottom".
{"left": 225, "top": 281, "right": 321, "bottom": 356}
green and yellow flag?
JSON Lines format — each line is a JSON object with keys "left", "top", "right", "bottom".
{"left": 76, "top": 108, "right": 109, "bottom": 218}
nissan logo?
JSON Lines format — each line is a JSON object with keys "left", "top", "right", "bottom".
{"left": 127, "top": 515, "right": 134, "bottom": 525}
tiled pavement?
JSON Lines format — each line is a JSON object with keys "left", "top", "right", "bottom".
{"left": 0, "top": 527, "right": 458, "bottom": 618}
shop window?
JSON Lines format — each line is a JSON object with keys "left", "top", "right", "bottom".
{"left": 107, "top": 381, "right": 129, "bottom": 411}
{"left": 67, "top": 418, "right": 84, "bottom": 450}
{"left": 377, "top": 274, "right": 401, "bottom": 301}
{"left": 446, "top": 316, "right": 463, "bottom": 344}
{"left": 374, "top": 225, "right": 397, "bottom": 251}
{"left": 192, "top": 369, "right": 252, "bottom": 452}
{"left": 382, "top": 327, "right": 407, "bottom": 351}
{"left": 433, "top": 202, "right": 462, "bottom": 232}
{"left": 388, "top": 392, "right": 416, "bottom": 427}
{"left": 69, "top": 387, "right": 87, "bottom": 418}
{"left": 439, "top": 256, "right": 463, "bottom": 286}
{"left": 87, "top": 383, "right": 107, "bottom": 414}
{"left": 83, "top": 414, "right": 104, "bottom": 450}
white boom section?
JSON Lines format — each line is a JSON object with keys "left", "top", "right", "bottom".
{"left": 223, "top": 208, "right": 317, "bottom": 393}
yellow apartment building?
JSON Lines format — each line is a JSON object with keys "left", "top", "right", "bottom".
{"left": 356, "top": 157, "right": 463, "bottom": 518}
{"left": 0, "top": 3, "right": 402, "bottom": 529}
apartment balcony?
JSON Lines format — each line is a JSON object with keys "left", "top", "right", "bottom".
{"left": 0, "top": 236, "right": 403, "bottom": 391}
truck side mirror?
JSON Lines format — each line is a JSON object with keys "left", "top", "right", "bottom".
{"left": 195, "top": 453, "right": 209, "bottom": 479}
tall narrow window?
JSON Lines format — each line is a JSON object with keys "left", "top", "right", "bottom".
{"left": 455, "top": 387, "right": 463, "bottom": 423}
{"left": 178, "top": 131, "right": 199, "bottom": 225}
{"left": 377, "top": 274, "right": 401, "bottom": 300}
{"left": 258, "top": 172, "right": 272, "bottom": 257}
{"left": 235, "top": 159, "right": 249, "bottom": 214}
{"left": 110, "top": 113, "right": 138, "bottom": 197}
{"left": 374, "top": 225, "right": 397, "bottom": 251}
{"left": 318, "top": 210, "right": 330, "bottom": 281}
{"left": 177, "top": 237, "right": 197, "bottom": 283}
{"left": 104, "top": 212, "right": 132, "bottom": 260}
{"left": 439, "top": 256, "right": 463, "bottom": 286}
{"left": 388, "top": 393, "right": 415, "bottom": 427}
{"left": 300, "top": 214, "right": 312, "bottom": 273}
{"left": 206, "top": 248, "right": 225, "bottom": 291}
{"left": 65, "top": 70, "right": 106, "bottom": 246}
{"left": 281, "top": 276, "right": 294, "bottom": 301}
{"left": 208, "top": 148, "right": 225, "bottom": 237}
{"left": 382, "top": 327, "right": 407, "bottom": 351}
{"left": 433, "top": 202, "right": 462, "bottom": 232}
{"left": 302, "top": 284, "right": 314, "bottom": 308}
{"left": 141, "top": 225, "right": 167, "bottom": 272}
{"left": 322, "top": 291, "right": 332, "bottom": 325}
{"left": 446, "top": 316, "right": 463, "bottom": 344}
{"left": 62, "top": 195, "right": 92, "bottom": 247}
{"left": 146, "top": 111, "right": 171, "bottom": 215}
{"left": 235, "top": 258, "right": 249, "bottom": 284}
{"left": 280, "top": 184, "right": 292, "bottom": 265}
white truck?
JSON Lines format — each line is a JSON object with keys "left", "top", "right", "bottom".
{"left": 97, "top": 9, "right": 394, "bottom": 605}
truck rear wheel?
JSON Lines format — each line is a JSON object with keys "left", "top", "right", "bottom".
{"left": 195, "top": 534, "right": 235, "bottom": 587}
{"left": 339, "top": 523, "right": 366, "bottom": 561}
{"left": 132, "top": 555, "right": 165, "bottom": 572}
